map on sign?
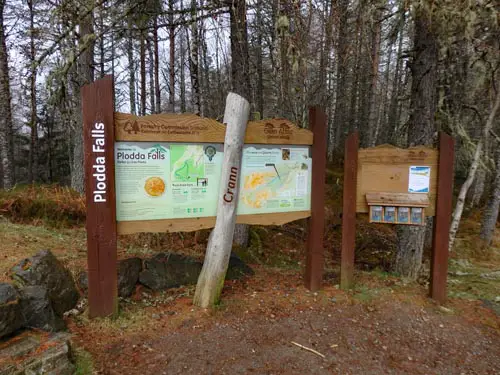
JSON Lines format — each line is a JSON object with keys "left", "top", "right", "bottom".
{"left": 170, "top": 145, "right": 205, "bottom": 183}
{"left": 115, "top": 143, "right": 311, "bottom": 221}
{"left": 238, "top": 146, "right": 311, "bottom": 215}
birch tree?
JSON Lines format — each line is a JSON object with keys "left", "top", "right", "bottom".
{"left": 449, "top": 89, "right": 500, "bottom": 250}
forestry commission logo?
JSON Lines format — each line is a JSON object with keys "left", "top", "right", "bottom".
{"left": 124, "top": 120, "right": 140, "bottom": 135}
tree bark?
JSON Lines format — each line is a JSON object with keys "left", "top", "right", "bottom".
{"left": 140, "top": 30, "right": 147, "bottom": 115}
{"left": 449, "top": 90, "right": 500, "bottom": 250}
{"left": 367, "top": 3, "right": 382, "bottom": 147}
{"left": 71, "top": 0, "right": 94, "bottom": 194}
{"left": 154, "top": 16, "right": 161, "bottom": 113}
{"left": 0, "top": 0, "right": 14, "bottom": 188}
{"left": 229, "top": 0, "right": 251, "bottom": 247}
{"left": 127, "top": 17, "right": 136, "bottom": 115}
{"left": 147, "top": 36, "right": 155, "bottom": 114}
{"left": 194, "top": 93, "right": 250, "bottom": 308}
{"left": 189, "top": 0, "right": 201, "bottom": 115}
{"left": 180, "top": 25, "right": 187, "bottom": 113}
{"left": 332, "top": 0, "right": 349, "bottom": 154}
{"left": 28, "top": 0, "right": 38, "bottom": 183}
{"left": 480, "top": 147, "right": 500, "bottom": 246}
{"left": 393, "top": 4, "right": 438, "bottom": 279}
{"left": 168, "top": 0, "right": 175, "bottom": 112}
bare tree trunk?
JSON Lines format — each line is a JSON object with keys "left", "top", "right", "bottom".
{"left": 147, "top": 37, "right": 155, "bottom": 114}
{"left": 229, "top": 0, "right": 251, "bottom": 247}
{"left": 180, "top": 25, "right": 187, "bottom": 113}
{"left": 140, "top": 30, "right": 147, "bottom": 115}
{"left": 71, "top": 1, "right": 94, "bottom": 194}
{"left": 168, "top": 0, "right": 175, "bottom": 113}
{"left": 386, "top": 10, "right": 405, "bottom": 144}
{"left": 189, "top": 0, "right": 201, "bottom": 115}
{"left": 394, "top": 4, "right": 438, "bottom": 279}
{"left": 194, "top": 93, "right": 250, "bottom": 308}
{"left": 127, "top": 18, "right": 136, "bottom": 115}
{"left": 0, "top": 0, "right": 14, "bottom": 188}
{"left": 449, "top": 90, "right": 500, "bottom": 250}
{"left": 28, "top": 0, "right": 38, "bottom": 183}
{"left": 255, "top": 0, "right": 264, "bottom": 117}
{"left": 480, "top": 147, "right": 500, "bottom": 245}
{"left": 98, "top": 4, "right": 105, "bottom": 77}
{"left": 367, "top": 3, "right": 382, "bottom": 147}
{"left": 332, "top": 0, "right": 349, "bottom": 153}
{"left": 153, "top": 16, "right": 161, "bottom": 113}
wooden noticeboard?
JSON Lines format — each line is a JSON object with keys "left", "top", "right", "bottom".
{"left": 356, "top": 145, "right": 438, "bottom": 216}
{"left": 82, "top": 76, "right": 327, "bottom": 317}
{"left": 341, "top": 132, "right": 455, "bottom": 304}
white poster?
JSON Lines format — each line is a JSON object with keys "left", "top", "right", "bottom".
{"left": 408, "top": 166, "right": 431, "bottom": 193}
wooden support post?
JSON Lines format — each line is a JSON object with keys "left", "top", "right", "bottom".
{"left": 430, "top": 132, "right": 454, "bottom": 303}
{"left": 194, "top": 93, "right": 250, "bottom": 308}
{"left": 304, "top": 107, "right": 327, "bottom": 291}
{"left": 82, "top": 76, "right": 118, "bottom": 317}
{"left": 340, "top": 132, "right": 359, "bottom": 289}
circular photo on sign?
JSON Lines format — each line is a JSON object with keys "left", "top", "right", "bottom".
{"left": 144, "top": 176, "right": 166, "bottom": 197}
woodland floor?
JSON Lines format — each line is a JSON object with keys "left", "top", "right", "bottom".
{"left": 0, "top": 210, "right": 499, "bottom": 374}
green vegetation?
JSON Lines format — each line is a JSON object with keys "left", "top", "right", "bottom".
{"left": 73, "top": 347, "right": 95, "bottom": 375}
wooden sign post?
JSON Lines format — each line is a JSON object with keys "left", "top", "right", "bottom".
{"left": 340, "top": 132, "right": 454, "bottom": 303}
{"left": 82, "top": 77, "right": 327, "bottom": 317}
{"left": 82, "top": 76, "right": 118, "bottom": 317}
{"left": 304, "top": 107, "right": 327, "bottom": 291}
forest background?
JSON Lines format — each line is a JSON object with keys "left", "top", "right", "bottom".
{"left": 0, "top": 0, "right": 499, "bottom": 280}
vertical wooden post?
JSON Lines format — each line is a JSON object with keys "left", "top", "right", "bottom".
{"left": 430, "top": 132, "right": 454, "bottom": 303}
{"left": 340, "top": 132, "right": 359, "bottom": 289}
{"left": 82, "top": 76, "right": 118, "bottom": 317}
{"left": 304, "top": 107, "right": 327, "bottom": 291}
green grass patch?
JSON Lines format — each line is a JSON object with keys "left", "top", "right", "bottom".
{"left": 73, "top": 347, "right": 95, "bottom": 375}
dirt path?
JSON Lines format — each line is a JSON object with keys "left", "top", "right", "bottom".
{"left": 69, "top": 270, "right": 500, "bottom": 375}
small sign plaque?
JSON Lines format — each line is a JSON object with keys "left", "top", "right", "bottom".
{"left": 408, "top": 166, "right": 431, "bottom": 193}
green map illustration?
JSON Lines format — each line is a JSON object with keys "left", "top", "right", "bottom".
{"left": 170, "top": 145, "right": 206, "bottom": 182}
{"left": 239, "top": 161, "right": 309, "bottom": 213}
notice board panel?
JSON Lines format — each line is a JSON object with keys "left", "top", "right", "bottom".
{"left": 355, "top": 145, "right": 439, "bottom": 216}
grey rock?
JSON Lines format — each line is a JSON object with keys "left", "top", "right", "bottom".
{"left": 11, "top": 250, "right": 79, "bottom": 317}
{"left": 0, "top": 283, "right": 23, "bottom": 339}
{"left": 77, "top": 257, "right": 143, "bottom": 298}
{"left": 139, "top": 252, "right": 202, "bottom": 290}
{"left": 480, "top": 270, "right": 500, "bottom": 280}
{"left": 118, "top": 258, "right": 143, "bottom": 297}
{"left": 226, "top": 253, "right": 254, "bottom": 280}
{"left": 0, "top": 332, "right": 74, "bottom": 375}
{"left": 19, "top": 286, "right": 66, "bottom": 332}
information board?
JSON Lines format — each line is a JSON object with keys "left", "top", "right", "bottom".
{"left": 115, "top": 143, "right": 312, "bottom": 221}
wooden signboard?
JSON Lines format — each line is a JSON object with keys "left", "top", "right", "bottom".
{"left": 82, "top": 76, "right": 327, "bottom": 317}
{"left": 340, "top": 132, "right": 454, "bottom": 303}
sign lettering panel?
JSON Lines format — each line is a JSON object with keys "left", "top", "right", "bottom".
{"left": 115, "top": 143, "right": 312, "bottom": 221}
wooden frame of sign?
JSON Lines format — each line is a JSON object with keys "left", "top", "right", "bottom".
{"left": 340, "top": 132, "right": 454, "bottom": 303}
{"left": 82, "top": 76, "right": 327, "bottom": 317}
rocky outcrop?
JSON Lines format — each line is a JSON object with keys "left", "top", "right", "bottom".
{"left": 11, "top": 250, "right": 79, "bottom": 317}
{"left": 78, "top": 257, "right": 143, "bottom": 298}
{"left": 19, "top": 286, "right": 65, "bottom": 332}
{"left": 0, "top": 283, "right": 23, "bottom": 339}
{"left": 139, "top": 253, "right": 203, "bottom": 290}
{"left": 118, "top": 257, "right": 143, "bottom": 297}
{"left": 226, "top": 253, "right": 255, "bottom": 280}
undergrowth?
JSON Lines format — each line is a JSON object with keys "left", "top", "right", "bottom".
{"left": 0, "top": 185, "right": 85, "bottom": 227}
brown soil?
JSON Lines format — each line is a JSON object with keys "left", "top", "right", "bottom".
{"left": 68, "top": 268, "right": 500, "bottom": 375}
